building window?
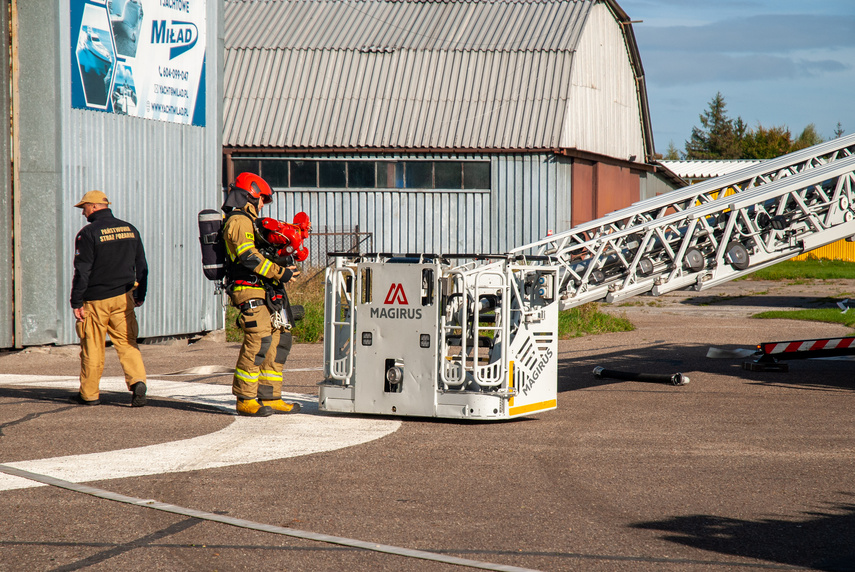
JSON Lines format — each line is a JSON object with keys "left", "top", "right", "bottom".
{"left": 348, "top": 162, "right": 376, "bottom": 187}
{"left": 263, "top": 160, "right": 288, "bottom": 188}
{"left": 404, "top": 162, "right": 433, "bottom": 189}
{"left": 377, "top": 162, "right": 400, "bottom": 188}
{"left": 290, "top": 160, "right": 316, "bottom": 187}
{"left": 232, "top": 159, "right": 259, "bottom": 177}
{"left": 319, "top": 161, "right": 347, "bottom": 187}
{"left": 435, "top": 161, "right": 462, "bottom": 189}
{"left": 234, "top": 159, "right": 490, "bottom": 190}
{"left": 463, "top": 162, "right": 490, "bottom": 189}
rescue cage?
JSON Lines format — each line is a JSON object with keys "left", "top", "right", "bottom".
{"left": 320, "top": 252, "right": 559, "bottom": 420}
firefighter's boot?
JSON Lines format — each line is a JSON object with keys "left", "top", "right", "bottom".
{"left": 261, "top": 399, "right": 301, "bottom": 414}
{"left": 236, "top": 398, "right": 274, "bottom": 417}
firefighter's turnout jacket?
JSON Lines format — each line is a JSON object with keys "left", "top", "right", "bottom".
{"left": 222, "top": 202, "right": 294, "bottom": 306}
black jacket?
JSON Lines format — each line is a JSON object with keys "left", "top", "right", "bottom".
{"left": 70, "top": 208, "right": 148, "bottom": 308}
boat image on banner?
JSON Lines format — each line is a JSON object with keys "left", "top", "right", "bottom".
{"left": 70, "top": 0, "right": 206, "bottom": 126}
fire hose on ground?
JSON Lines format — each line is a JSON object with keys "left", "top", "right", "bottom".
{"left": 593, "top": 366, "right": 689, "bottom": 386}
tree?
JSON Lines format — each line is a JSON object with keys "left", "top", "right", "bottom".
{"left": 740, "top": 124, "right": 792, "bottom": 159}
{"left": 664, "top": 141, "right": 681, "bottom": 160}
{"left": 791, "top": 124, "right": 823, "bottom": 151}
{"left": 833, "top": 122, "right": 845, "bottom": 139}
{"left": 685, "top": 92, "right": 742, "bottom": 160}
{"left": 684, "top": 93, "right": 832, "bottom": 160}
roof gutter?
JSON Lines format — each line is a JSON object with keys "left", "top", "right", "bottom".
{"left": 225, "top": 145, "right": 655, "bottom": 172}
{"left": 553, "top": 147, "right": 654, "bottom": 172}
{"left": 603, "top": 0, "right": 657, "bottom": 165}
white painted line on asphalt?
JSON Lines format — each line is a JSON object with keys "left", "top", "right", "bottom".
{"left": 0, "top": 375, "right": 400, "bottom": 492}
{"left": 157, "top": 365, "right": 325, "bottom": 375}
{"left": 0, "top": 464, "right": 541, "bottom": 572}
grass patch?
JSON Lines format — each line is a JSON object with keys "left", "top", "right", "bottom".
{"left": 225, "top": 305, "right": 241, "bottom": 342}
{"left": 742, "top": 257, "right": 855, "bottom": 281}
{"left": 558, "top": 302, "right": 634, "bottom": 339}
{"left": 225, "top": 270, "right": 327, "bottom": 343}
{"left": 753, "top": 308, "right": 855, "bottom": 330}
{"left": 288, "top": 272, "right": 326, "bottom": 343}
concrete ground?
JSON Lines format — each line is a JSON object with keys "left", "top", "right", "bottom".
{"left": 0, "top": 280, "right": 854, "bottom": 571}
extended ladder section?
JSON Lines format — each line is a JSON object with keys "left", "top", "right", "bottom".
{"left": 510, "top": 134, "right": 855, "bottom": 309}
{"left": 319, "top": 136, "right": 855, "bottom": 420}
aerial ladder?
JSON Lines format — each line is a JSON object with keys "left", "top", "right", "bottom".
{"left": 319, "top": 134, "right": 855, "bottom": 420}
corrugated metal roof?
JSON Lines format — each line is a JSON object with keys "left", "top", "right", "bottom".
{"left": 660, "top": 160, "right": 765, "bottom": 180}
{"left": 224, "top": 47, "right": 574, "bottom": 148}
{"left": 223, "top": 0, "right": 654, "bottom": 155}
{"left": 225, "top": 0, "right": 590, "bottom": 51}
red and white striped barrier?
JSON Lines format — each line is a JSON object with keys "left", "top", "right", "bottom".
{"left": 761, "top": 336, "right": 855, "bottom": 356}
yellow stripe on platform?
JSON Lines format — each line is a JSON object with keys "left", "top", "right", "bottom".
{"left": 508, "top": 361, "right": 514, "bottom": 408}
{"left": 509, "top": 399, "right": 557, "bottom": 417}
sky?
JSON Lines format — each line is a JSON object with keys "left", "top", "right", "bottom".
{"left": 618, "top": 0, "right": 855, "bottom": 156}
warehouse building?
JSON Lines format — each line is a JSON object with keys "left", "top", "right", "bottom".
{"left": 0, "top": 2, "right": 224, "bottom": 348}
{"left": 223, "top": 0, "right": 679, "bottom": 259}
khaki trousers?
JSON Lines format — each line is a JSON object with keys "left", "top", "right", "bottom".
{"left": 78, "top": 292, "right": 146, "bottom": 400}
{"left": 233, "top": 303, "right": 292, "bottom": 401}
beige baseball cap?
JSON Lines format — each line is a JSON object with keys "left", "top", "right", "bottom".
{"left": 74, "top": 190, "right": 111, "bottom": 208}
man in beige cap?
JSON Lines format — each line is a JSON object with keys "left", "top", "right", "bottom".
{"left": 69, "top": 190, "right": 149, "bottom": 406}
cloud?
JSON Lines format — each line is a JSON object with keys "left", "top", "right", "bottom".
{"left": 635, "top": 14, "right": 855, "bottom": 53}
{"left": 642, "top": 52, "right": 850, "bottom": 86}
{"left": 626, "top": 0, "right": 764, "bottom": 9}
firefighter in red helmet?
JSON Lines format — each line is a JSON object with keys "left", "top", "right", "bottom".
{"left": 221, "top": 172, "right": 301, "bottom": 416}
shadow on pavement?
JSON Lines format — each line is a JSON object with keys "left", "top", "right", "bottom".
{"left": 680, "top": 294, "right": 844, "bottom": 310}
{"left": 557, "top": 342, "right": 855, "bottom": 393}
{"left": 631, "top": 498, "right": 855, "bottom": 571}
{"left": 0, "top": 386, "right": 233, "bottom": 416}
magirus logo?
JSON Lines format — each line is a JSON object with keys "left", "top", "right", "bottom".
{"left": 151, "top": 20, "right": 198, "bottom": 59}
{"left": 383, "top": 283, "right": 409, "bottom": 305}
{"left": 370, "top": 283, "right": 421, "bottom": 319}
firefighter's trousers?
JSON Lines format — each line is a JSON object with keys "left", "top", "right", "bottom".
{"left": 233, "top": 303, "right": 293, "bottom": 401}
{"left": 78, "top": 291, "right": 146, "bottom": 400}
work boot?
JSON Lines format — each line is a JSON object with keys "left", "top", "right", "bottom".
{"left": 261, "top": 399, "right": 301, "bottom": 414}
{"left": 131, "top": 382, "right": 147, "bottom": 407}
{"left": 236, "top": 398, "right": 274, "bottom": 417}
{"left": 69, "top": 393, "right": 100, "bottom": 406}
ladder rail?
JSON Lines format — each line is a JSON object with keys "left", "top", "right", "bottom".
{"left": 511, "top": 133, "right": 855, "bottom": 259}
{"left": 324, "top": 264, "right": 356, "bottom": 382}
{"left": 543, "top": 155, "right": 855, "bottom": 309}
{"left": 439, "top": 269, "right": 468, "bottom": 389}
{"left": 472, "top": 269, "right": 509, "bottom": 388}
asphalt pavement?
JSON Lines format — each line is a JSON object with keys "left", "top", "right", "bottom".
{"left": 1, "top": 280, "right": 854, "bottom": 571}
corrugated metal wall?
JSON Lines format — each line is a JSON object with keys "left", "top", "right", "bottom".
{"left": 792, "top": 241, "right": 855, "bottom": 262}
{"left": 639, "top": 170, "right": 678, "bottom": 201}
{"left": 0, "top": 2, "right": 12, "bottom": 348}
{"left": 247, "top": 152, "right": 572, "bottom": 259}
{"left": 9, "top": 1, "right": 224, "bottom": 348}
{"left": 562, "top": 2, "right": 645, "bottom": 162}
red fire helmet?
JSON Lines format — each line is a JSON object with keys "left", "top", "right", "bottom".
{"left": 234, "top": 172, "right": 273, "bottom": 205}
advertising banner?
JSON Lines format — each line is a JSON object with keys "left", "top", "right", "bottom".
{"left": 70, "top": 0, "right": 207, "bottom": 127}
